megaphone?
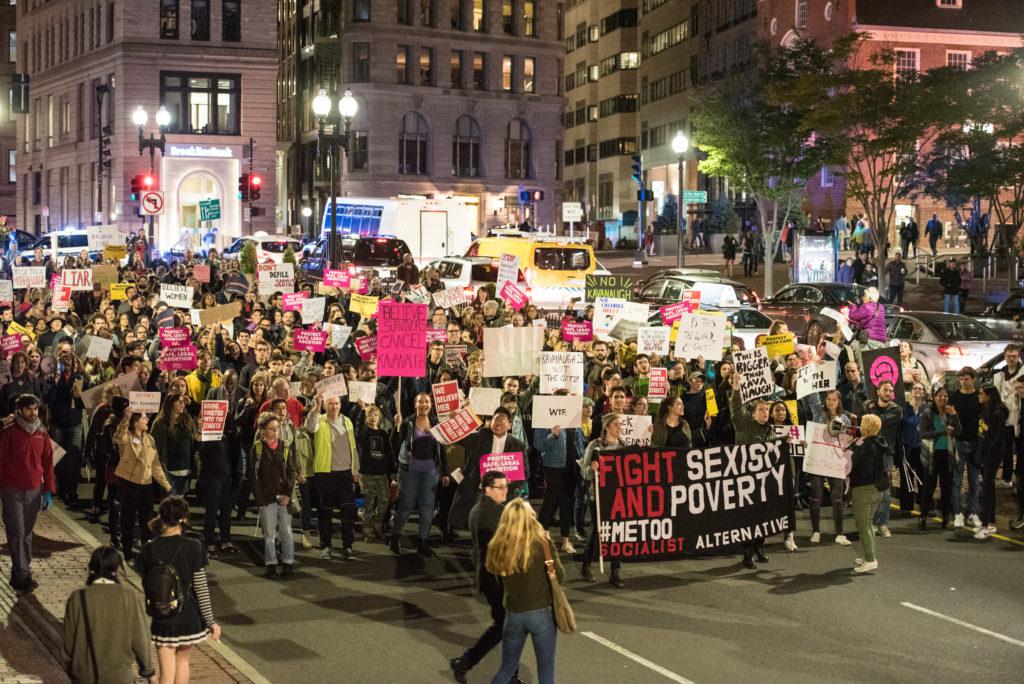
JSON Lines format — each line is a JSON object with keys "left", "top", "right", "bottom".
{"left": 827, "top": 417, "right": 861, "bottom": 439}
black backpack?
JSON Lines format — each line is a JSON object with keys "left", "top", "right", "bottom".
{"left": 142, "top": 544, "right": 187, "bottom": 618}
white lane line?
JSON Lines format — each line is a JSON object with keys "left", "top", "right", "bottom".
{"left": 582, "top": 631, "right": 695, "bottom": 683}
{"left": 901, "top": 602, "right": 1024, "bottom": 648}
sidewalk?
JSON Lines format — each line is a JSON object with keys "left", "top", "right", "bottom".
{"left": 0, "top": 506, "right": 262, "bottom": 683}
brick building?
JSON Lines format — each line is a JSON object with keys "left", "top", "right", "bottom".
{"left": 0, "top": 2, "right": 16, "bottom": 225}
{"left": 15, "top": 0, "right": 278, "bottom": 249}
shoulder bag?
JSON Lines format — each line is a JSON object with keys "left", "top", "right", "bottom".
{"left": 77, "top": 589, "right": 100, "bottom": 682}
{"left": 541, "top": 538, "right": 576, "bottom": 635}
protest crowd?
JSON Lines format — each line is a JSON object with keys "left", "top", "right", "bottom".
{"left": 0, "top": 238, "right": 1021, "bottom": 683}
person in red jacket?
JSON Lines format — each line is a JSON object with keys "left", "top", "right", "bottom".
{"left": 0, "top": 394, "right": 55, "bottom": 593}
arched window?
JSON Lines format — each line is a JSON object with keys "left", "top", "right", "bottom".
{"left": 452, "top": 115, "right": 480, "bottom": 177}
{"left": 399, "top": 112, "right": 428, "bottom": 175}
{"left": 504, "top": 119, "right": 531, "bottom": 179}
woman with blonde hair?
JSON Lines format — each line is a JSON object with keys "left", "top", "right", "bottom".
{"left": 486, "top": 499, "right": 564, "bottom": 684}
{"left": 850, "top": 414, "right": 885, "bottom": 573}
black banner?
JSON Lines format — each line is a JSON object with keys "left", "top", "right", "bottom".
{"left": 860, "top": 346, "right": 905, "bottom": 406}
{"left": 585, "top": 274, "right": 634, "bottom": 301}
{"left": 595, "top": 443, "right": 791, "bottom": 561}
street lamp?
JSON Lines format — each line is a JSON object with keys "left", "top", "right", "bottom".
{"left": 672, "top": 130, "right": 690, "bottom": 269}
{"left": 312, "top": 88, "right": 359, "bottom": 267}
{"left": 134, "top": 105, "right": 172, "bottom": 256}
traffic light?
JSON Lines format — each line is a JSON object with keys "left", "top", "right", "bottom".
{"left": 531, "top": 190, "right": 544, "bottom": 202}
{"left": 630, "top": 155, "right": 643, "bottom": 187}
{"left": 238, "top": 173, "right": 250, "bottom": 201}
{"left": 519, "top": 189, "right": 530, "bottom": 203}
{"left": 130, "top": 175, "right": 145, "bottom": 202}
{"left": 143, "top": 174, "right": 155, "bottom": 190}
{"left": 250, "top": 174, "right": 262, "bottom": 201}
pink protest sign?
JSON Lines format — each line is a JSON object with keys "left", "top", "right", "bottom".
{"left": 50, "top": 273, "right": 61, "bottom": 290}
{"left": 426, "top": 327, "right": 448, "bottom": 344}
{"left": 193, "top": 264, "right": 211, "bottom": 283}
{"left": 282, "top": 292, "right": 309, "bottom": 311}
{"left": 376, "top": 301, "right": 428, "bottom": 377}
{"left": 561, "top": 320, "right": 593, "bottom": 342}
{"left": 431, "top": 381, "right": 461, "bottom": 417}
{"left": 499, "top": 280, "right": 528, "bottom": 311}
{"left": 159, "top": 327, "right": 190, "bottom": 348}
{"left": 660, "top": 302, "right": 687, "bottom": 324}
{"left": 354, "top": 335, "right": 377, "bottom": 361}
{"left": 1, "top": 334, "right": 23, "bottom": 357}
{"left": 294, "top": 329, "right": 328, "bottom": 352}
{"left": 159, "top": 344, "right": 198, "bottom": 371}
{"left": 323, "top": 269, "right": 350, "bottom": 288}
{"left": 649, "top": 367, "right": 669, "bottom": 400}
{"left": 479, "top": 452, "right": 526, "bottom": 481}
{"left": 429, "top": 407, "right": 482, "bottom": 445}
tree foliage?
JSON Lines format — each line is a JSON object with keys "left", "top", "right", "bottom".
{"left": 239, "top": 240, "right": 257, "bottom": 274}
{"left": 282, "top": 244, "right": 298, "bottom": 266}
{"left": 653, "top": 194, "right": 678, "bottom": 235}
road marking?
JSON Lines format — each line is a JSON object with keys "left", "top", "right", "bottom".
{"left": 901, "top": 602, "right": 1024, "bottom": 648}
{"left": 582, "top": 631, "right": 695, "bottom": 683}
{"left": 888, "top": 504, "right": 1024, "bottom": 547}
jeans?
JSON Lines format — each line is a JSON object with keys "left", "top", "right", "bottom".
{"left": 852, "top": 485, "right": 882, "bottom": 563}
{"left": 943, "top": 294, "right": 960, "bottom": 314}
{"left": 920, "top": 450, "right": 953, "bottom": 522}
{"left": 200, "top": 477, "right": 234, "bottom": 546}
{"left": 393, "top": 467, "right": 439, "bottom": 541}
{"left": 539, "top": 466, "right": 575, "bottom": 537}
{"left": 808, "top": 475, "right": 845, "bottom": 535}
{"left": 1, "top": 487, "right": 41, "bottom": 584}
{"left": 889, "top": 283, "right": 905, "bottom": 306}
{"left": 490, "top": 607, "right": 557, "bottom": 684}
{"left": 873, "top": 452, "right": 894, "bottom": 526}
{"left": 951, "top": 441, "right": 981, "bottom": 516}
{"left": 259, "top": 502, "right": 295, "bottom": 565}
{"left": 168, "top": 474, "right": 190, "bottom": 497}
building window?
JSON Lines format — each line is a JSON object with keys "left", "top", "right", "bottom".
{"left": 8, "top": 30, "right": 14, "bottom": 62}
{"left": 353, "top": 42, "right": 371, "bottom": 81}
{"left": 502, "top": 1, "right": 514, "bottom": 34}
{"left": 936, "top": 0, "right": 962, "bottom": 7}
{"left": 353, "top": 0, "right": 371, "bottom": 22}
{"left": 472, "top": 52, "right": 486, "bottom": 90}
{"left": 223, "top": 1, "right": 241, "bottom": 41}
{"left": 160, "top": 0, "right": 178, "bottom": 39}
{"left": 821, "top": 166, "right": 833, "bottom": 188}
{"left": 420, "top": 48, "right": 433, "bottom": 86}
{"left": 398, "top": 0, "right": 412, "bottom": 25}
{"left": 451, "top": 50, "right": 463, "bottom": 88}
{"left": 946, "top": 50, "right": 971, "bottom": 69}
{"left": 505, "top": 119, "right": 531, "bottom": 179}
{"left": 472, "top": 0, "right": 485, "bottom": 31}
{"left": 399, "top": 111, "right": 428, "bottom": 175}
{"left": 191, "top": 0, "right": 210, "bottom": 40}
{"left": 502, "top": 55, "right": 514, "bottom": 91}
{"left": 8, "top": 150, "right": 15, "bottom": 183}
{"left": 396, "top": 45, "right": 411, "bottom": 84}
{"left": 523, "top": 1, "right": 535, "bottom": 36}
{"left": 895, "top": 48, "right": 919, "bottom": 75}
{"left": 452, "top": 0, "right": 464, "bottom": 29}
{"left": 350, "top": 131, "right": 369, "bottom": 171}
{"left": 453, "top": 114, "right": 480, "bottom": 176}
{"left": 421, "top": 0, "right": 435, "bottom": 26}
{"left": 107, "top": 2, "right": 114, "bottom": 42}
{"left": 160, "top": 73, "right": 241, "bottom": 135}
{"left": 795, "top": 0, "right": 807, "bottom": 28}
{"left": 523, "top": 57, "right": 535, "bottom": 93}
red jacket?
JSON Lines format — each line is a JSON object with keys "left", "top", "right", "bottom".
{"left": 0, "top": 421, "right": 55, "bottom": 493}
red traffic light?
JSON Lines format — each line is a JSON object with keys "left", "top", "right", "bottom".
{"left": 251, "top": 174, "right": 262, "bottom": 187}
{"left": 143, "top": 175, "right": 155, "bottom": 188}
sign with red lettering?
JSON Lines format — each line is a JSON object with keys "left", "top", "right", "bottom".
{"left": 293, "top": 328, "right": 328, "bottom": 352}
{"left": 282, "top": 292, "right": 309, "bottom": 311}
{"left": 354, "top": 335, "right": 377, "bottom": 361}
{"left": 376, "top": 301, "right": 428, "bottom": 377}
{"left": 431, "top": 381, "right": 461, "bottom": 418}
{"left": 480, "top": 451, "right": 526, "bottom": 481}
{"left": 159, "top": 344, "right": 198, "bottom": 371}
{"left": 648, "top": 367, "right": 669, "bottom": 401}
{"left": 498, "top": 280, "right": 528, "bottom": 311}
{"left": 323, "top": 269, "right": 350, "bottom": 288}
{"left": 430, "top": 407, "right": 482, "bottom": 445}
{"left": 200, "top": 400, "right": 229, "bottom": 441}
{"left": 561, "top": 320, "right": 593, "bottom": 342}
{"left": 61, "top": 269, "right": 93, "bottom": 292}
{"left": 159, "top": 327, "right": 190, "bottom": 348}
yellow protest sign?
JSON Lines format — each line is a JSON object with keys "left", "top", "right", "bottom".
{"left": 757, "top": 333, "right": 796, "bottom": 358}
{"left": 349, "top": 293, "right": 379, "bottom": 317}
{"left": 6, "top": 321, "right": 36, "bottom": 341}
{"left": 103, "top": 244, "right": 127, "bottom": 260}
{"left": 109, "top": 282, "right": 129, "bottom": 300}
{"left": 705, "top": 388, "right": 719, "bottom": 417}
{"left": 785, "top": 400, "right": 799, "bottom": 425}
{"left": 669, "top": 320, "right": 680, "bottom": 343}
{"left": 317, "top": 283, "right": 339, "bottom": 297}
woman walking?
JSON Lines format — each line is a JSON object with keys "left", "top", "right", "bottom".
{"left": 113, "top": 412, "right": 172, "bottom": 563}
{"left": 579, "top": 414, "right": 624, "bottom": 587}
{"left": 918, "top": 387, "right": 960, "bottom": 530}
{"left": 850, "top": 414, "right": 885, "bottom": 573}
{"left": 486, "top": 499, "right": 564, "bottom": 684}
{"left": 806, "top": 390, "right": 852, "bottom": 546}
{"left": 975, "top": 386, "right": 1009, "bottom": 540}
{"left": 150, "top": 394, "right": 197, "bottom": 497}
{"left": 251, "top": 412, "right": 299, "bottom": 578}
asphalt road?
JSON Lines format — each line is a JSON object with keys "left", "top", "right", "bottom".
{"left": 64, "top": 505, "right": 1024, "bottom": 683}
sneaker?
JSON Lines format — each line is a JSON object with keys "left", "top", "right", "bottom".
{"left": 967, "top": 514, "right": 982, "bottom": 529}
{"left": 973, "top": 526, "right": 993, "bottom": 540}
{"left": 854, "top": 560, "right": 878, "bottom": 573}
{"left": 1010, "top": 517, "right": 1024, "bottom": 531}
{"left": 560, "top": 539, "right": 576, "bottom": 554}
{"left": 996, "top": 479, "right": 1012, "bottom": 488}
{"left": 854, "top": 557, "right": 864, "bottom": 566}
{"left": 809, "top": 532, "right": 821, "bottom": 544}
{"left": 301, "top": 533, "right": 312, "bottom": 549}
{"left": 879, "top": 526, "right": 892, "bottom": 538}
{"left": 834, "top": 534, "right": 852, "bottom": 546}
{"left": 784, "top": 533, "right": 798, "bottom": 552}
{"left": 572, "top": 531, "right": 587, "bottom": 545}
{"left": 342, "top": 547, "right": 354, "bottom": 560}
{"left": 872, "top": 525, "right": 880, "bottom": 534}
{"left": 220, "top": 542, "right": 237, "bottom": 555}
{"left": 319, "top": 547, "right": 332, "bottom": 560}
{"left": 953, "top": 513, "right": 964, "bottom": 528}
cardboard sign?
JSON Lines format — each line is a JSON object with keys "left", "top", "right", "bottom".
{"left": 349, "top": 293, "right": 379, "bottom": 317}
{"left": 0, "top": 280, "right": 12, "bottom": 303}
{"left": 430, "top": 407, "right": 482, "bottom": 445}
{"left": 1, "top": 334, "right": 24, "bottom": 356}
{"left": 91, "top": 264, "right": 119, "bottom": 289}
{"left": 257, "top": 262, "right": 295, "bottom": 296}
{"left": 103, "top": 244, "right": 127, "bottom": 260}
{"left": 12, "top": 267, "right": 47, "bottom": 289}
{"left": 733, "top": 347, "right": 774, "bottom": 403}
{"left": 479, "top": 451, "right": 525, "bottom": 481}
{"left": 294, "top": 329, "right": 328, "bottom": 352}
{"left": 109, "top": 282, "right": 129, "bottom": 300}
{"left": 432, "top": 286, "right": 466, "bottom": 310}
{"left": 85, "top": 336, "right": 114, "bottom": 361}
{"left": 406, "top": 284, "right": 430, "bottom": 304}
{"left": 354, "top": 335, "right": 377, "bottom": 361}
{"left": 649, "top": 368, "right": 669, "bottom": 401}
{"left": 159, "top": 327, "right": 191, "bottom": 348}
{"left": 81, "top": 371, "right": 140, "bottom": 410}
{"left": 468, "top": 386, "right": 503, "bottom": 416}
{"left": 314, "top": 373, "right": 349, "bottom": 400}
{"left": 674, "top": 312, "right": 728, "bottom": 362}
{"left": 496, "top": 253, "right": 520, "bottom": 290}
{"left": 482, "top": 326, "right": 545, "bottom": 377}
{"left": 539, "top": 351, "right": 585, "bottom": 395}
{"left": 619, "top": 414, "right": 653, "bottom": 446}
{"left": 129, "top": 391, "right": 162, "bottom": 413}
{"left": 377, "top": 302, "right": 428, "bottom": 377}
{"left": 161, "top": 284, "right": 194, "bottom": 309}
{"left": 757, "top": 333, "right": 796, "bottom": 358}
{"left": 347, "top": 380, "right": 377, "bottom": 404}
{"left": 197, "top": 301, "right": 242, "bottom": 326}
{"left": 301, "top": 297, "right": 326, "bottom": 325}
{"left": 499, "top": 280, "right": 528, "bottom": 311}
{"left": 804, "top": 421, "right": 853, "bottom": 479}
{"left": 531, "top": 394, "right": 583, "bottom": 429}
{"left": 561, "top": 320, "right": 593, "bottom": 342}
{"left": 636, "top": 326, "right": 671, "bottom": 356}
{"left": 200, "top": 400, "right": 229, "bottom": 441}
{"left": 432, "top": 380, "right": 461, "bottom": 417}
{"left": 61, "top": 269, "right": 93, "bottom": 292}
{"left": 193, "top": 264, "right": 211, "bottom": 283}
{"left": 585, "top": 274, "right": 634, "bottom": 301}
{"left": 796, "top": 361, "right": 837, "bottom": 399}
{"left": 281, "top": 292, "right": 309, "bottom": 311}
{"left": 323, "top": 269, "right": 350, "bottom": 288}
{"left": 706, "top": 388, "right": 719, "bottom": 417}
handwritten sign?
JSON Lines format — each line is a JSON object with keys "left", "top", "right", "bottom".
{"left": 12, "top": 267, "right": 46, "bottom": 289}
{"left": 293, "top": 329, "right": 328, "bottom": 352}
{"left": 480, "top": 451, "right": 525, "bottom": 481}
{"left": 197, "top": 301, "right": 242, "bottom": 326}
{"left": 733, "top": 347, "right": 774, "bottom": 403}
{"left": 281, "top": 292, "right": 309, "bottom": 311}
{"left": 330, "top": 324, "right": 352, "bottom": 349}
{"left": 803, "top": 421, "right": 852, "bottom": 479}
{"left": 377, "top": 302, "right": 428, "bottom": 377}
{"left": 80, "top": 371, "right": 140, "bottom": 410}
{"left": 349, "top": 293, "right": 379, "bottom": 317}
{"left": 561, "top": 320, "right": 593, "bottom": 342}
{"left": 531, "top": 395, "right": 583, "bottom": 429}
{"left": 348, "top": 380, "right": 378, "bottom": 404}
{"left": 432, "top": 381, "right": 461, "bottom": 417}
{"left": 257, "top": 262, "right": 295, "bottom": 296}
{"left": 593, "top": 297, "right": 626, "bottom": 335}
{"left": 674, "top": 312, "right": 728, "bottom": 362}
{"left": 636, "top": 326, "right": 670, "bottom": 356}
{"left": 301, "top": 297, "right": 326, "bottom": 325}
{"left": 129, "top": 391, "right": 162, "bottom": 413}
{"left": 539, "top": 351, "right": 585, "bottom": 395}
{"left": 497, "top": 253, "right": 520, "bottom": 290}
{"left": 619, "top": 414, "right": 652, "bottom": 446}
{"left": 498, "top": 280, "right": 528, "bottom": 311}
{"left": 85, "top": 336, "right": 113, "bottom": 361}
{"left": 160, "top": 344, "right": 198, "bottom": 371}
{"left": 820, "top": 307, "right": 854, "bottom": 341}
{"left": 159, "top": 327, "right": 190, "bottom": 348}
{"left": 314, "top": 373, "right": 349, "bottom": 400}
{"left": 468, "top": 386, "right": 503, "bottom": 416}
{"left": 430, "top": 407, "right": 482, "bottom": 445}
{"left": 585, "top": 274, "right": 633, "bottom": 301}
{"left": 432, "top": 286, "right": 466, "bottom": 310}
{"left": 0, "top": 280, "right": 11, "bottom": 303}
{"left": 91, "top": 264, "right": 118, "bottom": 289}
{"left": 406, "top": 284, "right": 430, "bottom": 304}
{"left": 200, "top": 400, "right": 229, "bottom": 441}
{"left": 61, "top": 269, "right": 93, "bottom": 292}
{"left": 796, "top": 361, "right": 837, "bottom": 399}
{"left": 193, "top": 264, "right": 211, "bottom": 283}
{"left": 161, "top": 284, "right": 194, "bottom": 309}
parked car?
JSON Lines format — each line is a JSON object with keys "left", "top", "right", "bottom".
{"left": 26, "top": 229, "right": 99, "bottom": 263}
{"left": 886, "top": 312, "right": 1015, "bottom": 385}
{"left": 7, "top": 229, "right": 38, "bottom": 253}
{"left": 976, "top": 289, "right": 1024, "bottom": 341}
{"left": 426, "top": 256, "right": 530, "bottom": 302}
{"left": 759, "top": 283, "right": 901, "bottom": 345}
{"left": 932, "top": 350, "right": 1005, "bottom": 395}
{"left": 223, "top": 233, "right": 303, "bottom": 265}
{"left": 300, "top": 235, "right": 411, "bottom": 281}
{"left": 634, "top": 272, "right": 759, "bottom": 311}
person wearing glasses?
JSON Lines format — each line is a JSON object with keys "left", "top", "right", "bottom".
{"left": 251, "top": 412, "right": 299, "bottom": 579}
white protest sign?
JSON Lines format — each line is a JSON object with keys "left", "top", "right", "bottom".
{"left": 433, "top": 286, "right": 466, "bottom": 310}
{"left": 128, "top": 391, "right": 162, "bottom": 413}
{"left": 330, "top": 324, "right": 352, "bottom": 349}
{"left": 619, "top": 414, "right": 653, "bottom": 446}
{"left": 80, "top": 371, "right": 141, "bottom": 410}
{"left": 482, "top": 326, "right": 544, "bottom": 377}
{"left": 539, "top": 352, "right": 585, "bottom": 395}
{"left": 0, "top": 280, "right": 12, "bottom": 302}
{"left": 161, "top": 284, "right": 194, "bottom": 309}
{"left": 257, "top": 262, "right": 295, "bottom": 296}
{"left": 315, "top": 373, "right": 349, "bottom": 400}
{"left": 301, "top": 297, "right": 327, "bottom": 325}
{"left": 796, "top": 361, "right": 837, "bottom": 399}
{"left": 820, "top": 307, "right": 854, "bottom": 341}
{"left": 84, "top": 336, "right": 113, "bottom": 361}
{"left": 803, "top": 421, "right": 852, "bottom": 479}
{"left": 531, "top": 394, "right": 583, "bottom": 429}
{"left": 86, "top": 224, "right": 121, "bottom": 250}
{"left": 468, "top": 386, "right": 503, "bottom": 416}
{"left": 12, "top": 267, "right": 47, "bottom": 289}
{"left": 733, "top": 347, "right": 775, "bottom": 403}
{"left": 674, "top": 312, "right": 728, "bottom": 362}
{"left": 593, "top": 297, "right": 626, "bottom": 335}
{"left": 636, "top": 326, "right": 671, "bottom": 356}
{"left": 348, "top": 380, "right": 377, "bottom": 404}
{"left": 497, "top": 253, "right": 520, "bottom": 289}
{"left": 61, "top": 269, "right": 93, "bottom": 292}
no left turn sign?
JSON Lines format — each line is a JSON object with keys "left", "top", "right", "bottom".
{"left": 141, "top": 191, "right": 165, "bottom": 216}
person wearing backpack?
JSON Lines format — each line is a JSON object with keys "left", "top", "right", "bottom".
{"left": 848, "top": 414, "right": 886, "bottom": 574}
{"left": 137, "top": 496, "right": 221, "bottom": 683}
{"left": 251, "top": 411, "right": 299, "bottom": 579}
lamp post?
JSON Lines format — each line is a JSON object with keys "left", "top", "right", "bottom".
{"left": 312, "top": 89, "right": 358, "bottom": 269}
{"left": 133, "top": 105, "right": 171, "bottom": 252}
{"left": 672, "top": 130, "right": 690, "bottom": 269}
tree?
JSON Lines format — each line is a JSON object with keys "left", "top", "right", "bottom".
{"left": 708, "top": 195, "right": 740, "bottom": 235}
{"left": 653, "top": 194, "right": 678, "bottom": 235}
{"left": 239, "top": 240, "right": 257, "bottom": 274}
{"left": 282, "top": 244, "right": 298, "bottom": 266}
{"left": 693, "top": 45, "right": 828, "bottom": 296}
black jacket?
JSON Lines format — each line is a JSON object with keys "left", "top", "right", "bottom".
{"left": 449, "top": 429, "right": 526, "bottom": 531}
{"left": 468, "top": 495, "right": 504, "bottom": 595}
{"left": 850, "top": 435, "right": 884, "bottom": 488}
{"left": 939, "top": 267, "right": 961, "bottom": 295}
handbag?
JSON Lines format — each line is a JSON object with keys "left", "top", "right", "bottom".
{"left": 541, "top": 538, "right": 576, "bottom": 635}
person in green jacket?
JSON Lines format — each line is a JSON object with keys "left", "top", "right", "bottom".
{"left": 729, "top": 372, "right": 778, "bottom": 569}
{"left": 304, "top": 394, "right": 359, "bottom": 560}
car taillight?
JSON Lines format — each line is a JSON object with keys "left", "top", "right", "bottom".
{"left": 938, "top": 345, "right": 967, "bottom": 357}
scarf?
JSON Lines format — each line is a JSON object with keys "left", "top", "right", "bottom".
{"left": 15, "top": 415, "right": 43, "bottom": 434}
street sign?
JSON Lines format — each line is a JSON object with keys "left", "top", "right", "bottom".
{"left": 682, "top": 190, "right": 708, "bottom": 203}
{"left": 140, "top": 191, "right": 165, "bottom": 216}
{"left": 199, "top": 199, "right": 221, "bottom": 221}
{"left": 562, "top": 202, "right": 583, "bottom": 223}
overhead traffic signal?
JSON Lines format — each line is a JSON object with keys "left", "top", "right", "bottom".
{"left": 130, "top": 174, "right": 145, "bottom": 202}
{"left": 630, "top": 155, "right": 643, "bottom": 187}
{"left": 143, "top": 174, "right": 155, "bottom": 190}
{"left": 239, "top": 173, "right": 251, "bottom": 201}
{"left": 531, "top": 190, "right": 544, "bottom": 202}
{"left": 250, "top": 174, "right": 262, "bottom": 201}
